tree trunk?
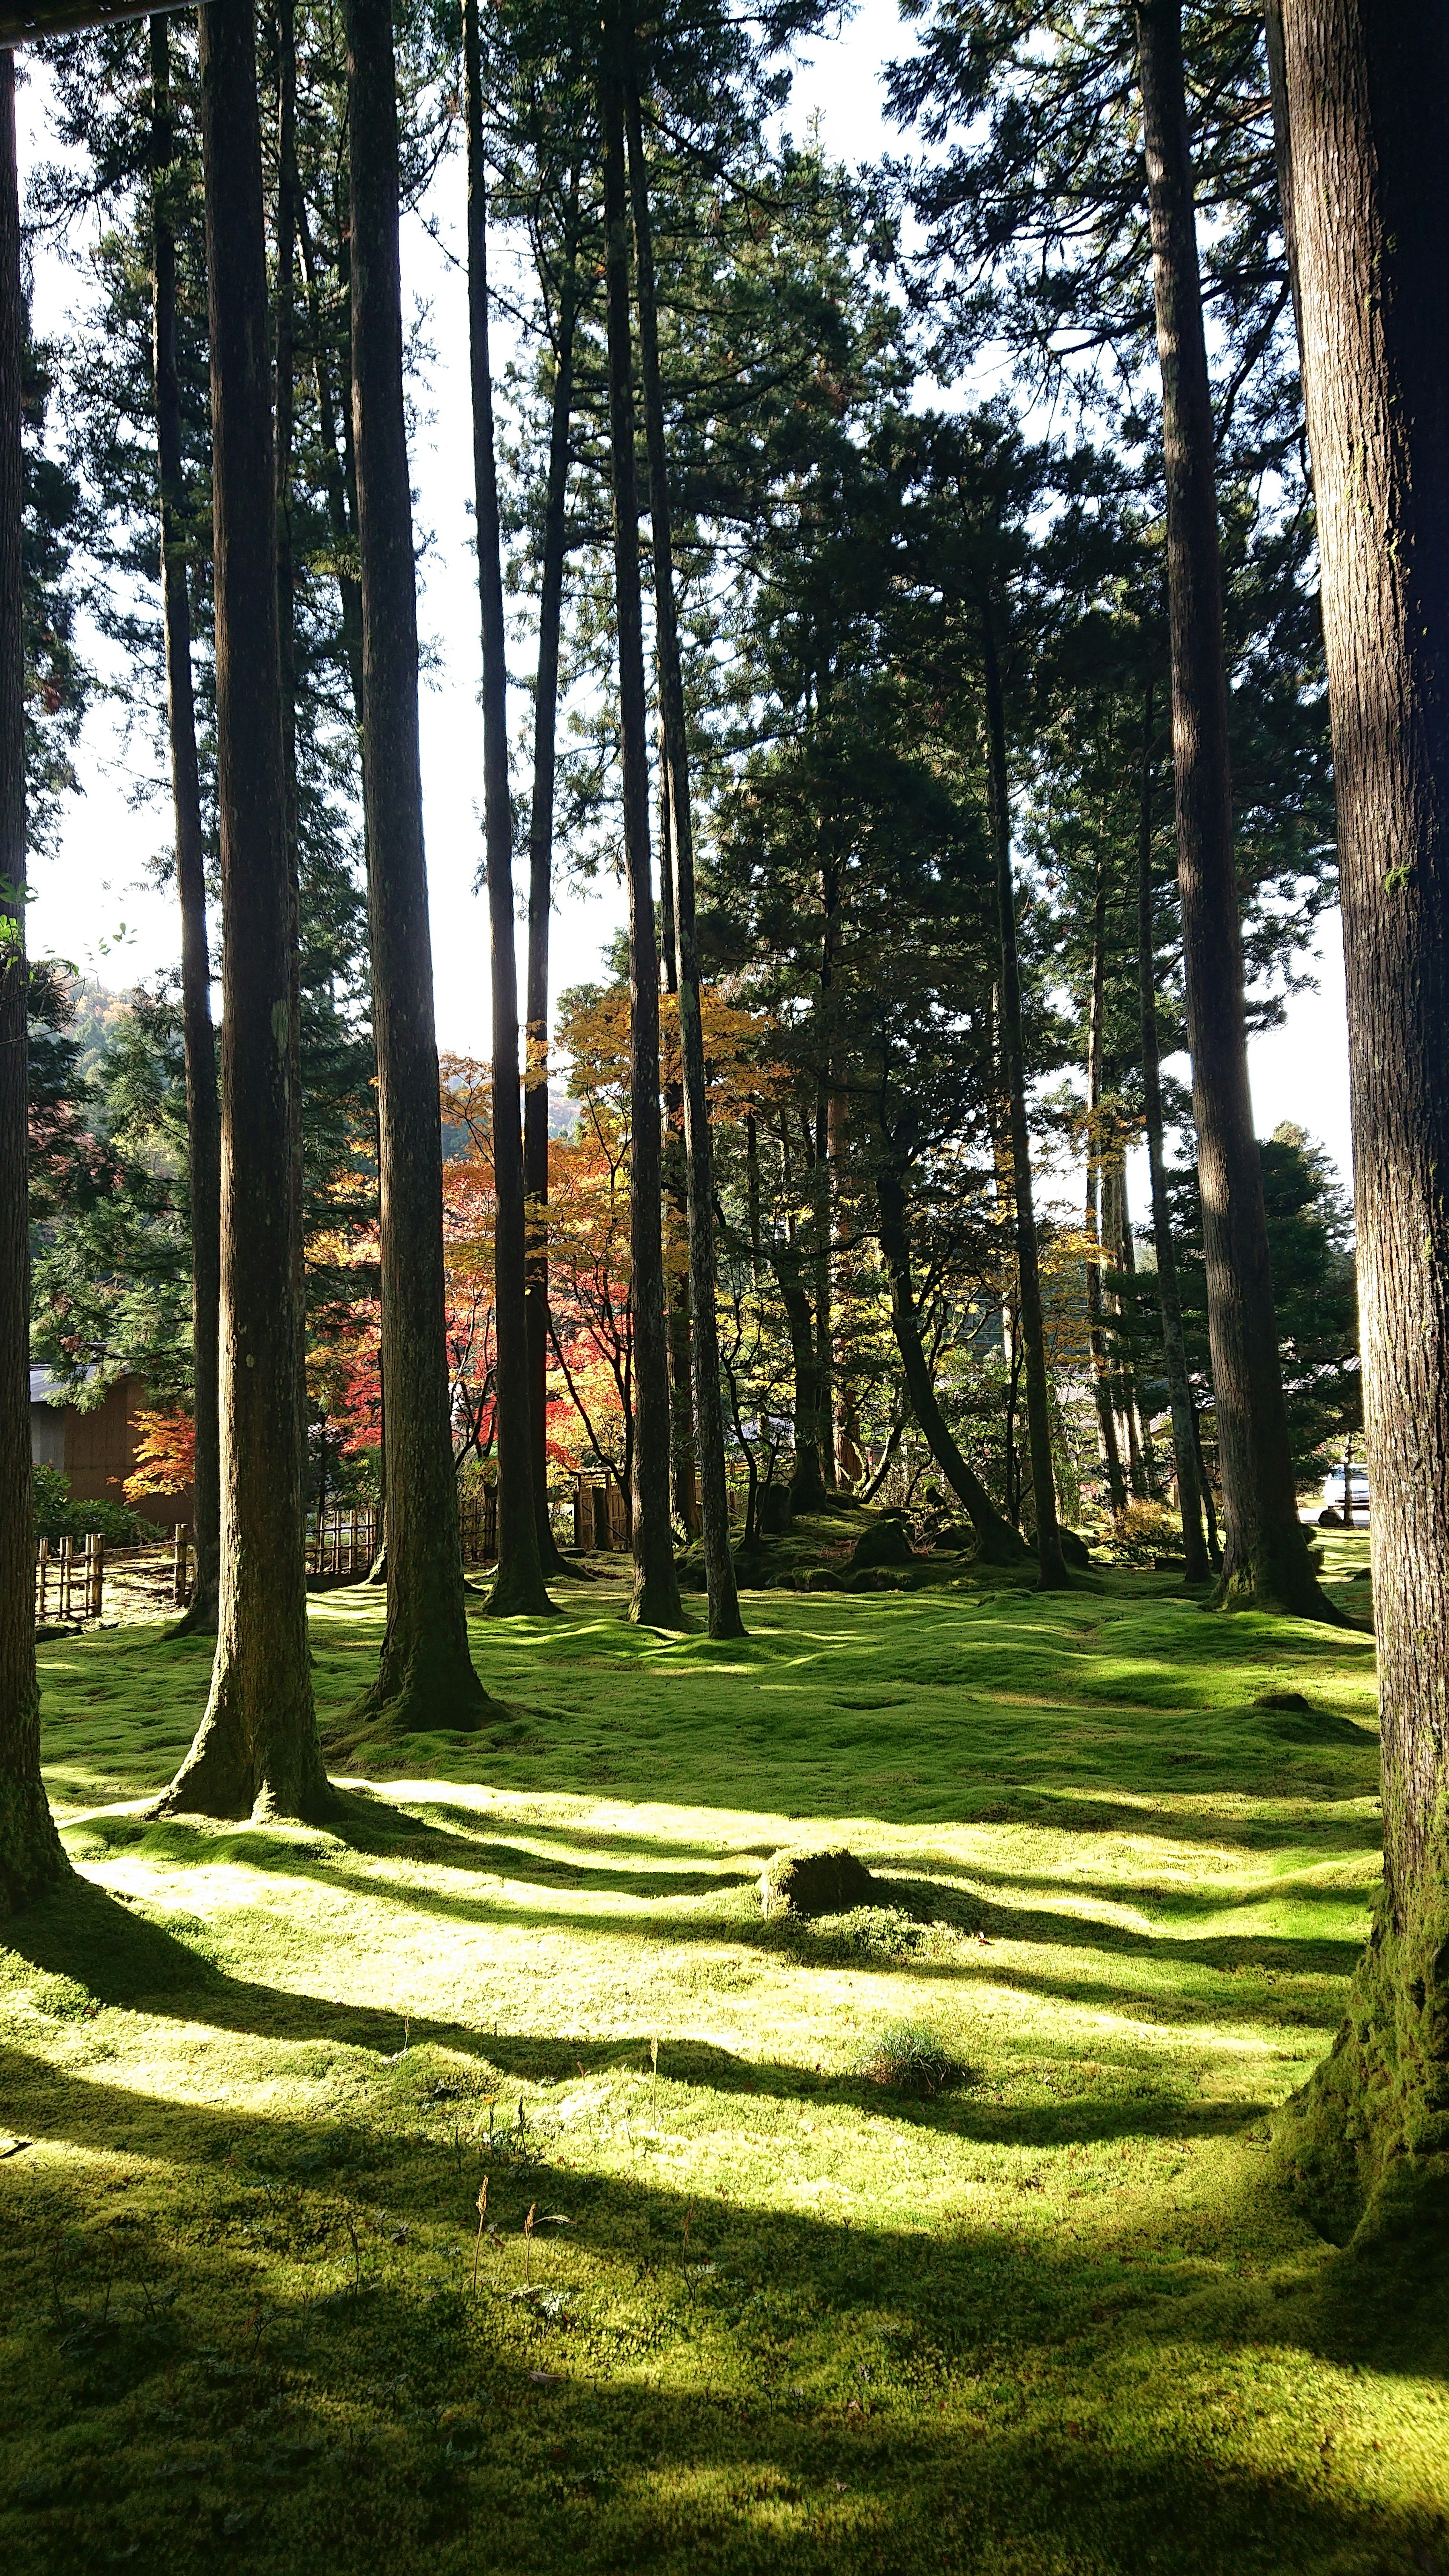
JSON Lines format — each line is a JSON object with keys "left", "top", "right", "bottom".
{"left": 296, "top": 197, "right": 365, "bottom": 729}
{"left": 154, "top": 0, "right": 328, "bottom": 1822}
{"left": 876, "top": 1163, "right": 1027, "bottom": 1563}
{"left": 1272, "top": 0, "right": 1449, "bottom": 2238}
{"left": 981, "top": 593, "right": 1068, "bottom": 1589}
{"left": 1136, "top": 689, "right": 1210, "bottom": 1579}
{"left": 523, "top": 178, "right": 580, "bottom": 1583}
{"left": 1103, "top": 1155, "right": 1148, "bottom": 1498}
{"left": 597, "top": 33, "right": 682, "bottom": 1629}
{"left": 626, "top": 72, "right": 742, "bottom": 1638}
{"left": 274, "top": 0, "right": 307, "bottom": 1584}
{"left": 150, "top": 14, "right": 219, "bottom": 1641}
{"left": 1085, "top": 860, "right": 1128, "bottom": 1514}
{"left": 344, "top": 0, "right": 490, "bottom": 1722}
{"left": 772, "top": 1227, "right": 827, "bottom": 1512}
{"left": 1135, "top": 0, "right": 1334, "bottom": 1618}
{"left": 0, "top": 55, "right": 66, "bottom": 1912}
{"left": 464, "top": 0, "right": 552, "bottom": 1619}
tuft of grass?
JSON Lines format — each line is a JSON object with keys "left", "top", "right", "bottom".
{"left": 852, "top": 2017, "right": 964, "bottom": 2097}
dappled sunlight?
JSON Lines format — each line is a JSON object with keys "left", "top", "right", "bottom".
{"left": 6, "top": 1572, "right": 1438, "bottom": 2573}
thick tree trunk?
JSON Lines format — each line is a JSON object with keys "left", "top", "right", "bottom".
{"left": 597, "top": 36, "right": 682, "bottom": 1629}
{"left": 523, "top": 185, "right": 580, "bottom": 1582}
{"left": 981, "top": 594, "right": 1068, "bottom": 1589}
{"left": 154, "top": 0, "right": 328, "bottom": 1822}
{"left": 150, "top": 15, "right": 219, "bottom": 1640}
{"left": 344, "top": 0, "right": 489, "bottom": 1722}
{"left": 1136, "top": 693, "right": 1210, "bottom": 1579}
{"left": 1135, "top": 0, "right": 1334, "bottom": 1618}
{"left": 464, "top": 0, "right": 552, "bottom": 1619}
{"left": 1272, "top": 0, "right": 1449, "bottom": 2239}
{"left": 626, "top": 75, "right": 743, "bottom": 1638}
{"left": 877, "top": 1163, "right": 1028, "bottom": 1564}
{"left": 0, "top": 57, "right": 66, "bottom": 1912}
{"left": 1085, "top": 861, "right": 1127, "bottom": 1515}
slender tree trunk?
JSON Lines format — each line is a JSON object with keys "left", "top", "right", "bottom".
{"left": 658, "top": 767, "right": 698, "bottom": 1537}
{"left": 296, "top": 198, "right": 365, "bottom": 728}
{"left": 772, "top": 1224, "right": 827, "bottom": 1510}
{"left": 155, "top": 0, "right": 328, "bottom": 1822}
{"left": 1085, "top": 861, "right": 1127, "bottom": 1514}
{"left": 1135, "top": 695, "right": 1210, "bottom": 1578}
{"left": 344, "top": 0, "right": 489, "bottom": 1721}
{"left": 1272, "top": 0, "right": 1449, "bottom": 2237}
{"left": 625, "top": 72, "right": 741, "bottom": 1636}
{"left": 463, "top": 0, "right": 552, "bottom": 1618}
{"left": 597, "top": 34, "right": 682, "bottom": 1628}
{"left": 149, "top": 15, "right": 219, "bottom": 1641}
{"left": 523, "top": 181, "right": 580, "bottom": 1582}
{"left": 1103, "top": 1157, "right": 1148, "bottom": 1499}
{"left": 0, "top": 56, "right": 66, "bottom": 1911}
{"left": 877, "top": 1163, "right": 1028, "bottom": 1563}
{"left": 981, "top": 594, "right": 1068, "bottom": 1589}
{"left": 273, "top": 0, "right": 307, "bottom": 1574}
{"left": 1135, "top": 0, "right": 1333, "bottom": 1617}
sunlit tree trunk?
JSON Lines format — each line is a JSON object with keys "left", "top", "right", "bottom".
{"left": 344, "top": 0, "right": 489, "bottom": 1721}
{"left": 1273, "top": 0, "right": 1449, "bottom": 2236}
{"left": 155, "top": 0, "right": 328, "bottom": 1821}
{"left": 464, "top": 0, "right": 552, "bottom": 1618}
{"left": 625, "top": 72, "right": 742, "bottom": 1637}
{"left": 523, "top": 179, "right": 580, "bottom": 1582}
{"left": 597, "top": 28, "right": 682, "bottom": 1628}
{"left": 149, "top": 14, "right": 219, "bottom": 1640}
{"left": 981, "top": 594, "right": 1068, "bottom": 1589}
{"left": 1135, "top": 0, "right": 1333, "bottom": 1617}
{"left": 1085, "top": 861, "right": 1127, "bottom": 1515}
{"left": 876, "top": 1162, "right": 1028, "bottom": 1564}
{"left": 1136, "top": 687, "right": 1209, "bottom": 1579}
{"left": 0, "top": 55, "right": 66, "bottom": 1910}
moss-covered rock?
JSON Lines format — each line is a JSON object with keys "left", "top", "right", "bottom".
{"left": 844, "top": 1515, "right": 915, "bottom": 1574}
{"left": 759, "top": 1844, "right": 879, "bottom": 1920}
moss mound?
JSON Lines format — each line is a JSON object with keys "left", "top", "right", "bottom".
{"left": 758, "top": 1843, "right": 878, "bottom": 1919}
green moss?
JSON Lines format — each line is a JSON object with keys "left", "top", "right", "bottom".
{"left": 2, "top": 1543, "right": 1445, "bottom": 2572}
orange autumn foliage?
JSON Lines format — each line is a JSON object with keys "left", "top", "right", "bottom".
{"left": 124, "top": 1409, "right": 195, "bottom": 1500}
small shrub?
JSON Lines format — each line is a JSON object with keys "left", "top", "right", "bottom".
{"left": 32, "top": 1466, "right": 148, "bottom": 1546}
{"left": 852, "top": 2020, "right": 963, "bottom": 2098}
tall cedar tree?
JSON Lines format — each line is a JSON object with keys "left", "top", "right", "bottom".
{"left": 625, "top": 74, "right": 743, "bottom": 1639}
{"left": 155, "top": 0, "right": 329, "bottom": 1821}
{"left": 1271, "top": 2, "right": 1449, "bottom": 2236}
{"left": 1134, "top": 680, "right": 1210, "bottom": 1581}
{"left": 0, "top": 51, "right": 66, "bottom": 1910}
{"left": 981, "top": 594, "right": 1067, "bottom": 1587}
{"left": 522, "top": 168, "right": 581, "bottom": 1580}
{"left": 343, "top": 0, "right": 490, "bottom": 1723}
{"left": 463, "top": 0, "right": 552, "bottom": 1616}
{"left": 1134, "top": 1, "right": 1332, "bottom": 1618}
{"left": 149, "top": 12, "right": 219, "bottom": 1639}
{"left": 596, "top": 11, "right": 682, "bottom": 1629}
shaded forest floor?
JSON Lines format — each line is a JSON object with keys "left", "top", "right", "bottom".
{"left": 4, "top": 1530, "right": 1446, "bottom": 2573}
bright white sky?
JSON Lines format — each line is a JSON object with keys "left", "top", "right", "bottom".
{"left": 15, "top": 0, "right": 1354, "bottom": 1211}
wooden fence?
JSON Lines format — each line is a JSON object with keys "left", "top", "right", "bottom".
{"left": 307, "top": 1507, "right": 379, "bottom": 1580}
{"left": 35, "top": 1522, "right": 192, "bottom": 1627}
{"left": 573, "top": 1470, "right": 630, "bottom": 1552}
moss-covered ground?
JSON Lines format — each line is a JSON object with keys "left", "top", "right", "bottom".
{"left": 3, "top": 1531, "right": 1445, "bottom": 2573}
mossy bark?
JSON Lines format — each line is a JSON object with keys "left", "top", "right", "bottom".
{"left": 1270, "top": 2, "right": 1449, "bottom": 2237}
